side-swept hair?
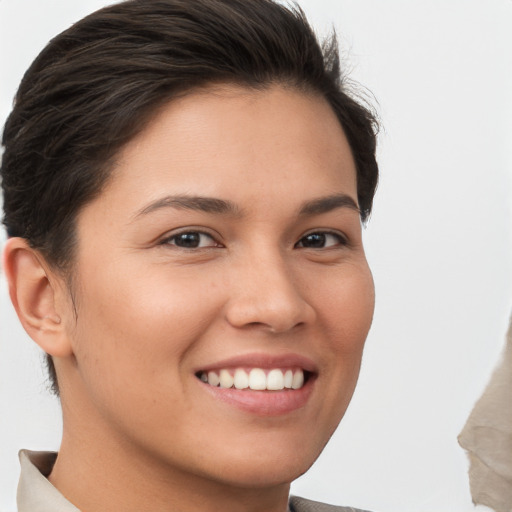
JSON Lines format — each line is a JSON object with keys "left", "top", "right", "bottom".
{"left": 1, "top": 0, "right": 379, "bottom": 395}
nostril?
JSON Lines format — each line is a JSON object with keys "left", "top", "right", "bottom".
{"left": 238, "top": 320, "right": 307, "bottom": 334}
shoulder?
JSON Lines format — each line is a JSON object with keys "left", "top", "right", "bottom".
{"left": 289, "top": 496, "right": 373, "bottom": 512}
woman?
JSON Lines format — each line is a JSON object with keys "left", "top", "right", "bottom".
{"left": 1, "top": 0, "right": 378, "bottom": 511}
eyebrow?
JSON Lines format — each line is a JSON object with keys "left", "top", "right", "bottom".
{"left": 134, "top": 195, "right": 242, "bottom": 219}
{"left": 133, "top": 192, "right": 359, "bottom": 221}
{"left": 298, "top": 194, "right": 360, "bottom": 216}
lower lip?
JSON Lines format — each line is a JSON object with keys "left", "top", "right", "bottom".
{"left": 198, "top": 377, "right": 315, "bottom": 416}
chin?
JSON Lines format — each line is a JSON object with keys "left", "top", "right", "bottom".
{"left": 198, "top": 435, "right": 328, "bottom": 489}
{"left": 211, "top": 459, "right": 311, "bottom": 489}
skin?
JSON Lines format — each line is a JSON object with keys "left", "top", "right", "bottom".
{"left": 5, "top": 84, "right": 375, "bottom": 512}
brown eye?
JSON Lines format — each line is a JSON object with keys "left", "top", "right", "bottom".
{"left": 296, "top": 232, "right": 346, "bottom": 249}
{"left": 164, "top": 231, "right": 219, "bottom": 249}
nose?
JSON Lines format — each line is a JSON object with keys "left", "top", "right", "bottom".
{"left": 224, "top": 249, "right": 316, "bottom": 333}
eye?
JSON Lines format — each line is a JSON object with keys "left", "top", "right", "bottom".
{"left": 295, "top": 231, "right": 346, "bottom": 249}
{"left": 161, "top": 231, "right": 220, "bottom": 249}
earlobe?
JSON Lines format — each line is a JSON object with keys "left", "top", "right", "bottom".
{"left": 3, "top": 237, "right": 73, "bottom": 357}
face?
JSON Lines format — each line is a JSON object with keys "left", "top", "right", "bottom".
{"left": 61, "top": 85, "right": 374, "bottom": 488}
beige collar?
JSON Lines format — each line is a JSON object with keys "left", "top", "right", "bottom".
{"left": 17, "top": 450, "right": 80, "bottom": 512}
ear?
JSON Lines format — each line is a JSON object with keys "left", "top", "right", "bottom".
{"left": 3, "top": 237, "right": 73, "bottom": 357}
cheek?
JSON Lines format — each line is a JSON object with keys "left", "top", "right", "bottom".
{"left": 316, "top": 264, "right": 374, "bottom": 410}
{"left": 70, "top": 264, "right": 222, "bottom": 394}
{"left": 320, "top": 263, "right": 375, "bottom": 351}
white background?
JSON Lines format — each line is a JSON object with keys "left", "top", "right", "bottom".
{"left": 1, "top": 1, "right": 511, "bottom": 511}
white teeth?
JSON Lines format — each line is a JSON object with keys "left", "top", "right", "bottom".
{"left": 202, "top": 368, "right": 306, "bottom": 390}
{"left": 267, "top": 369, "right": 285, "bottom": 390}
{"left": 207, "top": 371, "right": 220, "bottom": 387}
{"left": 234, "top": 368, "right": 249, "bottom": 389}
{"left": 249, "top": 368, "right": 267, "bottom": 390}
{"left": 284, "top": 369, "right": 293, "bottom": 388}
{"left": 219, "top": 369, "right": 234, "bottom": 388}
{"left": 291, "top": 369, "right": 304, "bottom": 389}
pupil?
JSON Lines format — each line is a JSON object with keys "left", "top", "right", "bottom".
{"left": 303, "top": 233, "right": 325, "bottom": 248}
{"left": 176, "top": 233, "right": 200, "bottom": 248}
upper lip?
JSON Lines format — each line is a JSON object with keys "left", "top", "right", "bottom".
{"left": 195, "top": 353, "right": 318, "bottom": 374}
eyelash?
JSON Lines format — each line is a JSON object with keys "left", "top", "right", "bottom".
{"left": 159, "top": 229, "right": 348, "bottom": 250}
{"left": 294, "top": 230, "right": 348, "bottom": 249}
{"left": 160, "top": 230, "right": 220, "bottom": 249}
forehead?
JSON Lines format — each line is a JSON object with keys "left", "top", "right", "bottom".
{"left": 84, "top": 84, "right": 357, "bottom": 221}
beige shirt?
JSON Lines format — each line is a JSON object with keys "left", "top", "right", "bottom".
{"left": 17, "top": 450, "right": 368, "bottom": 512}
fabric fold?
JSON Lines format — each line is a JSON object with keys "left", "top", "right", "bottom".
{"left": 458, "top": 314, "right": 512, "bottom": 512}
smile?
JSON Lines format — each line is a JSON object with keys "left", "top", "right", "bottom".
{"left": 194, "top": 354, "right": 317, "bottom": 415}
{"left": 197, "top": 368, "right": 306, "bottom": 390}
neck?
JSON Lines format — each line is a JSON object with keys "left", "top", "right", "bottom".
{"left": 50, "top": 408, "right": 290, "bottom": 512}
